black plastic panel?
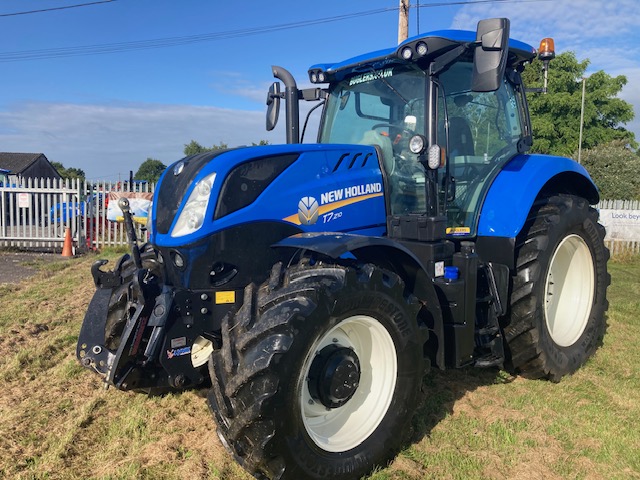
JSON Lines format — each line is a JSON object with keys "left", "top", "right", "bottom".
{"left": 214, "top": 154, "right": 298, "bottom": 219}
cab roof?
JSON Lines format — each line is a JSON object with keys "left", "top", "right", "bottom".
{"left": 309, "top": 29, "right": 536, "bottom": 83}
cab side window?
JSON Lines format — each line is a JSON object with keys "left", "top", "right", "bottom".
{"left": 439, "top": 62, "right": 524, "bottom": 234}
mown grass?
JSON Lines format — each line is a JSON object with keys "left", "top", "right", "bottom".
{"left": 0, "top": 251, "right": 638, "bottom": 480}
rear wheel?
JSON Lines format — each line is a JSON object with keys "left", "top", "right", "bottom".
{"left": 208, "top": 262, "right": 425, "bottom": 480}
{"left": 505, "top": 194, "right": 610, "bottom": 381}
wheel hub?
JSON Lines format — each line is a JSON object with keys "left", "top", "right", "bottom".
{"left": 308, "top": 344, "right": 361, "bottom": 409}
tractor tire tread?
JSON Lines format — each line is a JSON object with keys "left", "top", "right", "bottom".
{"left": 504, "top": 194, "right": 609, "bottom": 381}
{"left": 210, "top": 263, "right": 348, "bottom": 478}
{"left": 208, "top": 261, "right": 422, "bottom": 479}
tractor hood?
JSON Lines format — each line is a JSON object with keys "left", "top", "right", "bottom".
{"left": 150, "top": 143, "right": 387, "bottom": 248}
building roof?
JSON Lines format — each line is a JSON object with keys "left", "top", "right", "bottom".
{"left": 0, "top": 152, "right": 47, "bottom": 174}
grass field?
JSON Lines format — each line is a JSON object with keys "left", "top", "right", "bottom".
{"left": 0, "top": 250, "right": 639, "bottom": 480}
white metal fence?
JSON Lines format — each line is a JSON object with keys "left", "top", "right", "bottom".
{"left": 0, "top": 177, "right": 153, "bottom": 252}
{"left": 1, "top": 181, "right": 638, "bottom": 257}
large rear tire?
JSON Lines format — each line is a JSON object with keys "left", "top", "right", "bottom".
{"left": 504, "top": 194, "right": 610, "bottom": 381}
{"left": 208, "top": 262, "right": 425, "bottom": 480}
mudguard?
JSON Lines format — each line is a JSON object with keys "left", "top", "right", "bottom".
{"left": 273, "top": 232, "right": 446, "bottom": 369}
{"left": 478, "top": 154, "right": 599, "bottom": 238}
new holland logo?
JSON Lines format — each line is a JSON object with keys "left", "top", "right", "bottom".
{"left": 298, "top": 196, "right": 319, "bottom": 225}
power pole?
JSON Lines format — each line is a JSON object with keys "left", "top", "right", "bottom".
{"left": 398, "top": 0, "right": 409, "bottom": 44}
{"left": 578, "top": 77, "right": 587, "bottom": 164}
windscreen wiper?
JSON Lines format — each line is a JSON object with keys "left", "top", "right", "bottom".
{"left": 362, "top": 65, "right": 409, "bottom": 105}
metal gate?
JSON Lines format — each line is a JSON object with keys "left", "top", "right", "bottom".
{"left": 0, "top": 177, "right": 153, "bottom": 252}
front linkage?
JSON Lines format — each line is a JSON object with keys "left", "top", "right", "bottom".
{"left": 76, "top": 198, "right": 204, "bottom": 393}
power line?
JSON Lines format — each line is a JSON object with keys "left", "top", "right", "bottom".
{"left": 0, "top": 7, "right": 397, "bottom": 62}
{"left": 0, "top": 0, "right": 554, "bottom": 62}
{"left": 0, "top": 0, "right": 117, "bottom": 18}
{"left": 413, "top": 0, "right": 552, "bottom": 7}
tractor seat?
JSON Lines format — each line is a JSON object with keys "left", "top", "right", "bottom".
{"left": 449, "top": 117, "right": 474, "bottom": 157}
{"left": 359, "top": 130, "right": 395, "bottom": 175}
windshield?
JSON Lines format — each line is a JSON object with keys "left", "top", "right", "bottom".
{"left": 320, "top": 65, "right": 428, "bottom": 215}
{"left": 317, "top": 60, "right": 525, "bottom": 228}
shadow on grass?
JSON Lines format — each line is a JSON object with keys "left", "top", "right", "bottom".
{"left": 410, "top": 366, "right": 514, "bottom": 443}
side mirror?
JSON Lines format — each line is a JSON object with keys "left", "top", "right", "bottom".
{"left": 471, "top": 18, "right": 510, "bottom": 92}
{"left": 266, "top": 81, "right": 281, "bottom": 131}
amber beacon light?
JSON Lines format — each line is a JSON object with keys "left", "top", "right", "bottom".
{"left": 538, "top": 37, "right": 556, "bottom": 61}
{"left": 538, "top": 37, "right": 556, "bottom": 92}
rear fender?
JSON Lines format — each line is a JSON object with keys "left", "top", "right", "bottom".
{"left": 273, "top": 233, "right": 445, "bottom": 369}
{"left": 478, "top": 154, "right": 599, "bottom": 238}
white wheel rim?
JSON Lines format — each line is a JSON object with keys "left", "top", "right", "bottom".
{"left": 544, "top": 234, "right": 595, "bottom": 347}
{"left": 300, "top": 315, "right": 397, "bottom": 452}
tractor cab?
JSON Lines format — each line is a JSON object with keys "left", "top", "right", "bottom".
{"left": 270, "top": 19, "right": 540, "bottom": 239}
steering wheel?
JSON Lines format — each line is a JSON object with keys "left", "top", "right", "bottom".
{"left": 371, "top": 123, "right": 416, "bottom": 137}
{"left": 490, "top": 142, "right": 518, "bottom": 163}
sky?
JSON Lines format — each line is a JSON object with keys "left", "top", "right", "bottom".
{"left": 0, "top": 0, "right": 639, "bottom": 181}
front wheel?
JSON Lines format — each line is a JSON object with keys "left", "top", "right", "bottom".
{"left": 504, "top": 194, "right": 610, "bottom": 381}
{"left": 208, "top": 262, "right": 425, "bottom": 480}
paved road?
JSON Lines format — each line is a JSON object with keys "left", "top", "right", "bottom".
{"left": 0, "top": 251, "right": 65, "bottom": 284}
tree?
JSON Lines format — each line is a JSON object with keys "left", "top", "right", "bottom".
{"left": 183, "top": 139, "right": 269, "bottom": 157}
{"left": 135, "top": 158, "right": 166, "bottom": 183}
{"left": 522, "top": 52, "right": 635, "bottom": 156}
{"left": 581, "top": 140, "right": 640, "bottom": 200}
{"left": 183, "top": 140, "right": 228, "bottom": 156}
{"left": 51, "top": 161, "right": 85, "bottom": 181}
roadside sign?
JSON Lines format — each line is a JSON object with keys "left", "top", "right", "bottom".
{"left": 18, "top": 192, "right": 31, "bottom": 209}
{"left": 598, "top": 209, "right": 640, "bottom": 241}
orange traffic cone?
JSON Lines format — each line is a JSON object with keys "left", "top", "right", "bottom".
{"left": 62, "top": 227, "right": 74, "bottom": 257}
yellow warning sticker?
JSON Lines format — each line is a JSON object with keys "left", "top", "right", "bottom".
{"left": 215, "top": 291, "right": 236, "bottom": 304}
{"left": 446, "top": 226, "right": 471, "bottom": 235}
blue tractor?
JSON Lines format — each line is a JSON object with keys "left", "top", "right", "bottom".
{"left": 77, "top": 18, "right": 609, "bottom": 480}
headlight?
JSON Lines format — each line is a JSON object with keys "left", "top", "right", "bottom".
{"left": 171, "top": 172, "right": 216, "bottom": 237}
{"left": 409, "top": 134, "right": 427, "bottom": 154}
{"left": 401, "top": 46, "right": 413, "bottom": 60}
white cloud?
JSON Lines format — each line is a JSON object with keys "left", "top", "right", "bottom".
{"left": 452, "top": 0, "right": 640, "bottom": 49}
{"left": 451, "top": 0, "right": 640, "bottom": 76}
{"left": 452, "top": 0, "right": 640, "bottom": 141}
{"left": 228, "top": 84, "right": 271, "bottom": 104}
{"left": 207, "top": 71, "right": 271, "bottom": 104}
{"left": 0, "top": 101, "right": 287, "bottom": 180}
